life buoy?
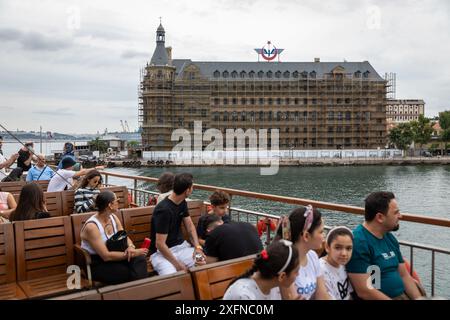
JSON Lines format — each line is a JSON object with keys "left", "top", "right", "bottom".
{"left": 128, "top": 192, "right": 133, "bottom": 205}
{"left": 256, "top": 218, "right": 277, "bottom": 237}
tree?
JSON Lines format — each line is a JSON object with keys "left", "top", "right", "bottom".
{"left": 389, "top": 123, "right": 414, "bottom": 156}
{"left": 411, "top": 115, "right": 433, "bottom": 155}
{"left": 127, "top": 140, "right": 139, "bottom": 149}
{"left": 442, "top": 129, "right": 450, "bottom": 156}
{"left": 439, "top": 111, "right": 450, "bottom": 130}
{"left": 439, "top": 111, "right": 450, "bottom": 155}
{"left": 88, "top": 137, "right": 108, "bottom": 153}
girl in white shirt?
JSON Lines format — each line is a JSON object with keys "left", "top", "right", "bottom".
{"left": 223, "top": 239, "right": 300, "bottom": 300}
{"left": 276, "top": 206, "right": 331, "bottom": 300}
{"left": 319, "top": 226, "right": 354, "bottom": 300}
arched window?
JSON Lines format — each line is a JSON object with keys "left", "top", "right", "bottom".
{"left": 267, "top": 70, "right": 273, "bottom": 78}
{"left": 283, "top": 71, "right": 290, "bottom": 78}
{"left": 293, "top": 71, "right": 299, "bottom": 78}
{"left": 240, "top": 71, "right": 246, "bottom": 78}
{"left": 310, "top": 71, "right": 316, "bottom": 78}
{"left": 258, "top": 71, "right": 264, "bottom": 78}
{"left": 223, "top": 111, "right": 229, "bottom": 121}
{"left": 223, "top": 70, "right": 229, "bottom": 78}
{"left": 213, "top": 70, "right": 220, "bottom": 78}
{"left": 301, "top": 71, "right": 308, "bottom": 79}
{"left": 231, "top": 70, "right": 238, "bottom": 78}
{"left": 354, "top": 71, "right": 361, "bottom": 78}
{"left": 275, "top": 71, "right": 281, "bottom": 78}
{"left": 249, "top": 71, "right": 255, "bottom": 78}
{"left": 363, "top": 71, "right": 370, "bottom": 78}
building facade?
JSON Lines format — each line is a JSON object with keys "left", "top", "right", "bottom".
{"left": 386, "top": 99, "right": 425, "bottom": 124}
{"left": 140, "top": 24, "right": 388, "bottom": 151}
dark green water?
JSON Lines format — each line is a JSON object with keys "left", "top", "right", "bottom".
{"left": 106, "top": 165, "right": 450, "bottom": 297}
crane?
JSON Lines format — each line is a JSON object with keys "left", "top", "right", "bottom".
{"left": 124, "top": 120, "right": 130, "bottom": 133}
{"left": 120, "top": 120, "right": 126, "bottom": 132}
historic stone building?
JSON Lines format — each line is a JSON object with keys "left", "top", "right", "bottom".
{"left": 140, "top": 24, "right": 387, "bottom": 151}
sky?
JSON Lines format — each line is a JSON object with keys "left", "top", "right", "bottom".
{"left": 0, "top": 0, "right": 449, "bottom": 134}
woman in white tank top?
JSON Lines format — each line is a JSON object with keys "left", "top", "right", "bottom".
{"left": 80, "top": 190, "right": 148, "bottom": 285}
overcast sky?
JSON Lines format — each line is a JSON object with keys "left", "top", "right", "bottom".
{"left": 0, "top": 0, "right": 449, "bottom": 134}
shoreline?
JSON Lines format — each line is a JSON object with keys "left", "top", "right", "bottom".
{"left": 76, "top": 157, "right": 450, "bottom": 168}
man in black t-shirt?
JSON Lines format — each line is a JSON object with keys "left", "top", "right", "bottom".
{"left": 17, "top": 142, "right": 35, "bottom": 172}
{"left": 203, "top": 216, "right": 263, "bottom": 263}
{"left": 150, "top": 173, "right": 206, "bottom": 275}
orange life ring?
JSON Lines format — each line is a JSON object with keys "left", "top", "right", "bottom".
{"left": 128, "top": 192, "right": 133, "bottom": 204}
{"left": 256, "top": 218, "right": 277, "bottom": 237}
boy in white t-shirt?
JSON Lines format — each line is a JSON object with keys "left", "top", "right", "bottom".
{"left": 47, "top": 157, "right": 104, "bottom": 192}
{"left": 319, "top": 226, "right": 354, "bottom": 300}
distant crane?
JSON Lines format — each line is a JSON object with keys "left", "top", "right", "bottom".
{"left": 120, "top": 120, "right": 126, "bottom": 133}
{"left": 124, "top": 121, "right": 130, "bottom": 133}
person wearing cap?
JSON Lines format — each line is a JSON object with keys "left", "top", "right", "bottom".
{"left": 47, "top": 157, "right": 104, "bottom": 192}
{"left": 346, "top": 192, "right": 422, "bottom": 300}
{"left": 57, "top": 142, "right": 77, "bottom": 170}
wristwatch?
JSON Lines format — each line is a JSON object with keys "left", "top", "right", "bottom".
{"left": 195, "top": 245, "right": 203, "bottom": 251}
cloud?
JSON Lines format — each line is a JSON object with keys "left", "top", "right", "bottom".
{"left": 34, "top": 108, "right": 75, "bottom": 116}
{"left": 0, "top": 28, "right": 72, "bottom": 51}
{"left": 121, "top": 49, "right": 149, "bottom": 59}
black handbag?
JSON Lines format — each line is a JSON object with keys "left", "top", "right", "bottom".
{"left": 106, "top": 230, "right": 129, "bottom": 252}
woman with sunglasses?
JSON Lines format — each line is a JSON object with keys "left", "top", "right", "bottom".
{"left": 74, "top": 170, "right": 102, "bottom": 213}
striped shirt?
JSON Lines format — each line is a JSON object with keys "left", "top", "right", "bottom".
{"left": 74, "top": 187, "right": 100, "bottom": 213}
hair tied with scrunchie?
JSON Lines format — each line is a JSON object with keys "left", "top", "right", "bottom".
{"left": 260, "top": 249, "right": 269, "bottom": 260}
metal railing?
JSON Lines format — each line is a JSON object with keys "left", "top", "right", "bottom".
{"left": 101, "top": 171, "right": 450, "bottom": 297}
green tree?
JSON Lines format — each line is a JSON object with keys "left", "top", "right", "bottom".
{"left": 88, "top": 137, "right": 108, "bottom": 153}
{"left": 442, "top": 129, "right": 450, "bottom": 156}
{"left": 389, "top": 123, "right": 414, "bottom": 156}
{"left": 439, "top": 111, "right": 450, "bottom": 130}
{"left": 411, "top": 115, "right": 433, "bottom": 155}
{"left": 127, "top": 140, "right": 139, "bottom": 149}
{"left": 438, "top": 111, "right": 450, "bottom": 155}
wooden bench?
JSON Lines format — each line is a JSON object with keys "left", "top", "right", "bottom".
{"left": 47, "top": 289, "right": 102, "bottom": 300}
{"left": 189, "top": 254, "right": 256, "bottom": 300}
{"left": 0, "top": 181, "right": 26, "bottom": 195}
{"left": 100, "top": 186, "right": 130, "bottom": 209}
{"left": 44, "top": 192, "right": 64, "bottom": 217}
{"left": 99, "top": 271, "right": 195, "bottom": 300}
{"left": 14, "top": 216, "right": 88, "bottom": 298}
{"left": 61, "top": 190, "right": 75, "bottom": 216}
{"left": 121, "top": 206, "right": 153, "bottom": 248}
{"left": 33, "top": 180, "right": 49, "bottom": 192}
{"left": 0, "top": 223, "right": 27, "bottom": 299}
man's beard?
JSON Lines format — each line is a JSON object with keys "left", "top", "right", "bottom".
{"left": 392, "top": 224, "right": 400, "bottom": 232}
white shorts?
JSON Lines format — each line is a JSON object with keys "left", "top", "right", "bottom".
{"left": 150, "top": 241, "right": 195, "bottom": 276}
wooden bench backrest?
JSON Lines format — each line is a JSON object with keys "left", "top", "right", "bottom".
{"left": 0, "top": 181, "right": 26, "bottom": 194}
{"left": 99, "top": 271, "right": 195, "bottom": 300}
{"left": 189, "top": 254, "right": 256, "bottom": 300}
{"left": 100, "top": 186, "right": 129, "bottom": 209}
{"left": 32, "top": 180, "right": 49, "bottom": 192}
{"left": 14, "top": 216, "right": 74, "bottom": 281}
{"left": 61, "top": 190, "right": 75, "bottom": 216}
{"left": 0, "top": 223, "right": 16, "bottom": 284}
{"left": 71, "top": 211, "right": 124, "bottom": 245}
{"left": 121, "top": 206, "right": 154, "bottom": 247}
{"left": 47, "top": 289, "right": 102, "bottom": 300}
{"left": 44, "top": 192, "right": 63, "bottom": 217}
